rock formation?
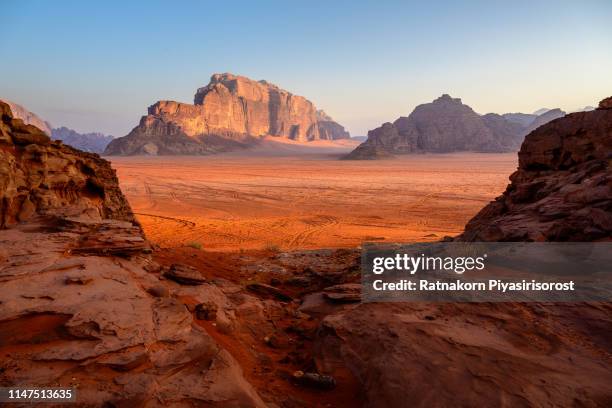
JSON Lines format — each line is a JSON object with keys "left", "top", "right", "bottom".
{"left": 457, "top": 97, "right": 611, "bottom": 241}
{"left": 105, "top": 73, "right": 350, "bottom": 155}
{"left": 0, "top": 98, "right": 52, "bottom": 135}
{"left": 0, "top": 101, "right": 266, "bottom": 406}
{"left": 345, "top": 94, "right": 565, "bottom": 159}
{"left": 309, "top": 97, "right": 612, "bottom": 407}
{"left": 0, "top": 103, "right": 131, "bottom": 226}
{"left": 52, "top": 126, "right": 114, "bottom": 154}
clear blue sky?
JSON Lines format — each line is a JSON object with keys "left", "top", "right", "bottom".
{"left": 1, "top": 0, "right": 611, "bottom": 136}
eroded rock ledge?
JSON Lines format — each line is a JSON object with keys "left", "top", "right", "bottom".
{"left": 0, "top": 101, "right": 265, "bottom": 407}
{"left": 458, "top": 96, "right": 612, "bottom": 241}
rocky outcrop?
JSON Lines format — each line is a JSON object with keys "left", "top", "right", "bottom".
{"left": 313, "top": 301, "right": 612, "bottom": 407}
{"left": 345, "top": 94, "right": 565, "bottom": 159}
{"left": 0, "top": 98, "right": 52, "bottom": 135}
{"left": 0, "top": 102, "right": 132, "bottom": 227}
{"left": 0, "top": 101, "right": 265, "bottom": 406}
{"left": 52, "top": 126, "right": 114, "bottom": 154}
{"left": 310, "top": 97, "right": 612, "bottom": 407}
{"left": 105, "top": 73, "right": 350, "bottom": 155}
{"left": 457, "top": 97, "right": 611, "bottom": 241}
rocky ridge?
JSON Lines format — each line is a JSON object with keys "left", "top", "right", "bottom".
{"left": 458, "top": 96, "right": 611, "bottom": 241}
{"left": 105, "top": 73, "right": 350, "bottom": 155}
{"left": 345, "top": 94, "right": 566, "bottom": 159}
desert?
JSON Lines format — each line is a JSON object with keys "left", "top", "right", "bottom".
{"left": 110, "top": 151, "right": 517, "bottom": 251}
{"left": 2, "top": 2, "right": 611, "bottom": 406}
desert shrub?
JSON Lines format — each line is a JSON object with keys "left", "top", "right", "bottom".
{"left": 186, "top": 241, "right": 202, "bottom": 250}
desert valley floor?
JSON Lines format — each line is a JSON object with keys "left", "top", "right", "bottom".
{"left": 110, "top": 152, "right": 517, "bottom": 251}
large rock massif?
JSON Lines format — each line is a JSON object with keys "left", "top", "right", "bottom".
{"left": 458, "top": 97, "right": 612, "bottom": 241}
{"left": 346, "top": 94, "right": 565, "bottom": 159}
{"left": 0, "top": 101, "right": 266, "bottom": 406}
{"left": 105, "top": 73, "right": 350, "bottom": 155}
{"left": 52, "top": 126, "right": 114, "bottom": 154}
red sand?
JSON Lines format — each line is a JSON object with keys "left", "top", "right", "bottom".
{"left": 110, "top": 153, "right": 517, "bottom": 251}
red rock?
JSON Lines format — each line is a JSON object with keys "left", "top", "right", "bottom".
{"left": 0, "top": 101, "right": 135, "bottom": 227}
{"left": 458, "top": 96, "right": 612, "bottom": 242}
{"left": 0, "top": 101, "right": 266, "bottom": 407}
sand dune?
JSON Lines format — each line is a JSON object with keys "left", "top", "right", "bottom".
{"left": 110, "top": 153, "right": 517, "bottom": 251}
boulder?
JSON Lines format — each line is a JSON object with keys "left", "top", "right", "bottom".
{"left": 163, "top": 263, "right": 207, "bottom": 285}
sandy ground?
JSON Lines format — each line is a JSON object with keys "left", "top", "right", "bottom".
{"left": 110, "top": 152, "right": 517, "bottom": 251}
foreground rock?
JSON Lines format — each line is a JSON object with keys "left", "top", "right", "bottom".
{"left": 346, "top": 94, "right": 565, "bottom": 159}
{"left": 0, "top": 101, "right": 265, "bottom": 407}
{"left": 105, "top": 73, "right": 350, "bottom": 155}
{"left": 457, "top": 96, "right": 612, "bottom": 241}
{"left": 314, "top": 302, "right": 611, "bottom": 407}
{"left": 163, "top": 263, "right": 207, "bottom": 285}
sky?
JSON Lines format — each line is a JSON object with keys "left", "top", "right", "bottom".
{"left": 1, "top": 0, "right": 611, "bottom": 137}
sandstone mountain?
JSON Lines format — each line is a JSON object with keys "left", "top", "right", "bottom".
{"left": 105, "top": 73, "right": 350, "bottom": 155}
{"left": 52, "top": 126, "right": 114, "bottom": 154}
{"left": 0, "top": 101, "right": 267, "bottom": 406}
{"left": 457, "top": 97, "right": 611, "bottom": 241}
{"left": 0, "top": 98, "right": 52, "bottom": 135}
{"left": 345, "top": 94, "right": 565, "bottom": 159}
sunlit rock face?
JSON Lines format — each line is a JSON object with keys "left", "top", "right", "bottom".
{"left": 105, "top": 73, "right": 350, "bottom": 155}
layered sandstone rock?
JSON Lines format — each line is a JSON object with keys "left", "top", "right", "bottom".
{"left": 345, "top": 94, "right": 565, "bottom": 159}
{"left": 0, "top": 102, "right": 132, "bottom": 227}
{"left": 105, "top": 73, "right": 350, "bottom": 155}
{"left": 457, "top": 97, "right": 611, "bottom": 241}
{"left": 0, "top": 101, "right": 265, "bottom": 407}
{"left": 313, "top": 301, "right": 612, "bottom": 407}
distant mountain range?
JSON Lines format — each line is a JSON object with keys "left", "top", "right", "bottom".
{"left": 345, "top": 94, "right": 566, "bottom": 159}
{"left": 51, "top": 127, "right": 114, "bottom": 154}
{"left": 105, "top": 73, "right": 350, "bottom": 155}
